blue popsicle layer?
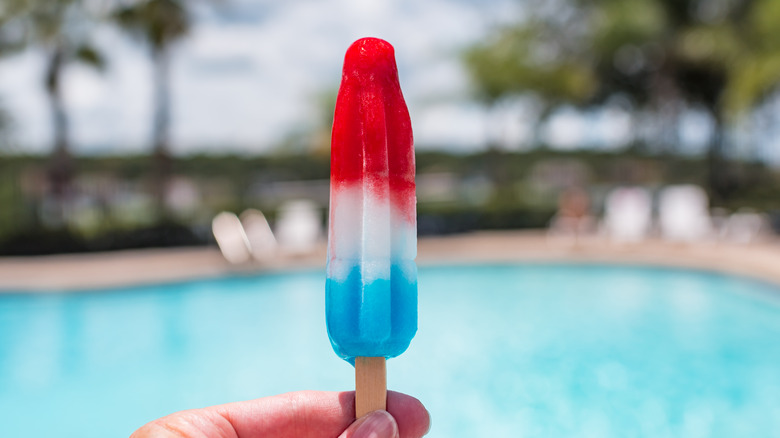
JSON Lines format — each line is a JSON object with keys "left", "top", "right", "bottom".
{"left": 326, "top": 261, "right": 417, "bottom": 363}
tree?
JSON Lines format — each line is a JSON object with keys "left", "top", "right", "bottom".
{"left": 112, "top": 0, "right": 190, "bottom": 217}
{"left": 0, "top": 0, "right": 104, "bottom": 211}
{"left": 464, "top": 0, "right": 780, "bottom": 201}
{"left": 0, "top": 10, "right": 17, "bottom": 147}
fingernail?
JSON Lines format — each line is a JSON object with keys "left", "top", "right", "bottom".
{"left": 346, "top": 410, "right": 399, "bottom": 438}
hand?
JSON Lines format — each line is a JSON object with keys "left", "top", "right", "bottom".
{"left": 130, "top": 390, "right": 430, "bottom": 438}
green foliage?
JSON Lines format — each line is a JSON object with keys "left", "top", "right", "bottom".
{"left": 464, "top": 25, "right": 597, "bottom": 105}
{"left": 0, "top": 150, "right": 777, "bottom": 252}
{"left": 590, "top": 0, "right": 665, "bottom": 54}
{"left": 464, "top": 0, "right": 780, "bottom": 117}
{"left": 464, "top": 0, "right": 780, "bottom": 201}
{"left": 112, "top": 0, "right": 190, "bottom": 52}
{"left": 74, "top": 43, "right": 105, "bottom": 70}
{"left": 1, "top": 0, "right": 87, "bottom": 48}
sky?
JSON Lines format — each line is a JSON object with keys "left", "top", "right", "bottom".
{"left": 0, "top": 0, "right": 522, "bottom": 156}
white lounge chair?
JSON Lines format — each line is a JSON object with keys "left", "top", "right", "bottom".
{"left": 240, "top": 209, "right": 277, "bottom": 261}
{"left": 658, "top": 185, "right": 713, "bottom": 242}
{"left": 212, "top": 212, "right": 252, "bottom": 264}
{"left": 602, "top": 186, "right": 652, "bottom": 243}
{"left": 274, "top": 200, "right": 322, "bottom": 255}
{"left": 720, "top": 210, "right": 769, "bottom": 244}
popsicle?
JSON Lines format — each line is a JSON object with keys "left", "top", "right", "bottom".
{"left": 326, "top": 37, "right": 417, "bottom": 416}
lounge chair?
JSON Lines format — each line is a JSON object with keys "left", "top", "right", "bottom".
{"left": 274, "top": 200, "right": 322, "bottom": 255}
{"left": 212, "top": 212, "right": 252, "bottom": 264}
{"left": 658, "top": 185, "right": 712, "bottom": 242}
{"left": 720, "top": 210, "right": 769, "bottom": 244}
{"left": 602, "top": 186, "right": 652, "bottom": 243}
{"left": 240, "top": 209, "right": 277, "bottom": 261}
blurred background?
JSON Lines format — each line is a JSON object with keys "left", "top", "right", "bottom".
{"left": 3, "top": 2, "right": 780, "bottom": 437}
{"left": 1, "top": 0, "right": 779, "bottom": 255}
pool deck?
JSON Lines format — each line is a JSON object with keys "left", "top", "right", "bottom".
{"left": 1, "top": 230, "right": 779, "bottom": 292}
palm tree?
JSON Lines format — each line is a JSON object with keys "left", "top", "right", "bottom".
{"left": 464, "top": 0, "right": 780, "bottom": 202}
{"left": 1, "top": 0, "right": 103, "bottom": 218}
{"left": 0, "top": 9, "right": 19, "bottom": 147}
{"left": 112, "top": 0, "right": 190, "bottom": 217}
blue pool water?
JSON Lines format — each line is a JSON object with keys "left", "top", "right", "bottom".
{"left": 1, "top": 264, "right": 780, "bottom": 437}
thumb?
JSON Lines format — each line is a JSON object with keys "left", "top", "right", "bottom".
{"left": 339, "top": 410, "right": 399, "bottom": 438}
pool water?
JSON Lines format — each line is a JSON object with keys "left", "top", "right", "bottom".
{"left": 1, "top": 264, "right": 780, "bottom": 437}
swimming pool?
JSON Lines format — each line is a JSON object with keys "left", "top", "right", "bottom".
{"left": 1, "top": 264, "right": 779, "bottom": 437}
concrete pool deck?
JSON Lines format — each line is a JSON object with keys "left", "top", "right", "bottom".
{"left": 1, "top": 231, "right": 779, "bottom": 292}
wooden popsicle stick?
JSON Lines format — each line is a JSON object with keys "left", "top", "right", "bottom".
{"left": 355, "top": 356, "right": 387, "bottom": 418}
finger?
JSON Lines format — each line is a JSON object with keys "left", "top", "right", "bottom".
{"left": 131, "top": 390, "right": 430, "bottom": 438}
{"left": 386, "top": 391, "right": 430, "bottom": 438}
{"left": 338, "top": 410, "right": 398, "bottom": 438}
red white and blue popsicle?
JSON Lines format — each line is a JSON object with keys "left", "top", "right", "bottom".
{"left": 326, "top": 37, "right": 417, "bottom": 416}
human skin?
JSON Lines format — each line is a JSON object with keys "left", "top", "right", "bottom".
{"left": 130, "top": 390, "right": 430, "bottom": 438}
